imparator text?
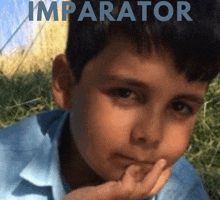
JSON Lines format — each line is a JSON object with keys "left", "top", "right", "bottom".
{"left": 29, "top": 1, "right": 193, "bottom": 22}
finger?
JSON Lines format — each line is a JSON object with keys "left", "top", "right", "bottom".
{"left": 148, "top": 166, "right": 172, "bottom": 197}
{"left": 142, "top": 159, "right": 167, "bottom": 185}
{"left": 134, "top": 159, "right": 167, "bottom": 196}
{"left": 105, "top": 165, "right": 141, "bottom": 199}
{"left": 121, "top": 165, "right": 141, "bottom": 188}
{"left": 124, "top": 165, "right": 142, "bottom": 181}
{"left": 91, "top": 165, "right": 142, "bottom": 200}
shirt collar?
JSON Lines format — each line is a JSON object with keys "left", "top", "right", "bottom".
{"left": 19, "top": 111, "right": 70, "bottom": 200}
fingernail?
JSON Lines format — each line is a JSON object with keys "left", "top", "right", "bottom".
{"left": 158, "top": 159, "right": 166, "bottom": 168}
{"left": 126, "top": 165, "right": 141, "bottom": 175}
{"left": 130, "top": 165, "right": 141, "bottom": 172}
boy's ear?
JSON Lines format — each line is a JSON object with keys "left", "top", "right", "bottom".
{"left": 52, "top": 54, "right": 75, "bottom": 111}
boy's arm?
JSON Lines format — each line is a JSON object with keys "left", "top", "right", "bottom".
{"left": 64, "top": 159, "right": 172, "bottom": 200}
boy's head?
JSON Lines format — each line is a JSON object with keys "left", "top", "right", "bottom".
{"left": 65, "top": 0, "right": 220, "bottom": 84}
{"left": 52, "top": 0, "right": 220, "bottom": 185}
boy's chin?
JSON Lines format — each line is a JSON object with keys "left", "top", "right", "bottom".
{"left": 92, "top": 167, "right": 124, "bottom": 183}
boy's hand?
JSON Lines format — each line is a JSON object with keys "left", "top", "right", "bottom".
{"left": 64, "top": 159, "right": 172, "bottom": 200}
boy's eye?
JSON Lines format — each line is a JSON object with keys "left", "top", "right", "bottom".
{"left": 112, "top": 88, "right": 134, "bottom": 99}
{"left": 170, "top": 100, "right": 193, "bottom": 115}
{"left": 108, "top": 88, "right": 135, "bottom": 99}
{"left": 106, "top": 87, "right": 142, "bottom": 105}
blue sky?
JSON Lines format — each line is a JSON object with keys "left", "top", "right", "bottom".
{"left": 0, "top": 0, "right": 62, "bottom": 55}
{"left": 0, "top": 0, "right": 31, "bottom": 54}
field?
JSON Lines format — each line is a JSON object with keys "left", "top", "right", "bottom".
{"left": 0, "top": 17, "right": 219, "bottom": 199}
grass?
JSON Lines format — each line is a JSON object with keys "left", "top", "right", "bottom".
{"left": 0, "top": 12, "right": 67, "bottom": 125}
{"left": 185, "top": 74, "right": 220, "bottom": 199}
{"left": 0, "top": 9, "right": 67, "bottom": 75}
{"left": 0, "top": 69, "right": 57, "bottom": 127}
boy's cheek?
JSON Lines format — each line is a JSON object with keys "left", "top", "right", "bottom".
{"left": 161, "top": 124, "right": 193, "bottom": 164}
{"left": 84, "top": 92, "right": 138, "bottom": 137}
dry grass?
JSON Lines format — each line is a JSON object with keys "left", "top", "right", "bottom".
{"left": 0, "top": 8, "right": 67, "bottom": 75}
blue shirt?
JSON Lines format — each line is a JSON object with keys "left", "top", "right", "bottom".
{"left": 0, "top": 110, "right": 210, "bottom": 200}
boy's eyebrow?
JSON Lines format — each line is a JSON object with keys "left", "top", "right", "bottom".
{"left": 100, "top": 74, "right": 150, "bottom": 90}
{"left": 173, "top": 94, "right": 204, "bottom": 106}
{"left": 100, "top": 74, "right": 204, "bottom": 105}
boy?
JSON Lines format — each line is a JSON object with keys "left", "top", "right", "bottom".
{"left": 0, "top": 0, "right": 219, "bottom": 199}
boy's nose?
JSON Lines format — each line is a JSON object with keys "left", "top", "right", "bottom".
{"left": 130, "top": 111, "right": 163, "bottom": 148}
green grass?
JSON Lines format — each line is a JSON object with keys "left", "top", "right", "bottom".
{"left": 0, "top": 69, "right": 57, "bottom": 127}
{"left": 185, "top": 74, "right": 220, "bottom": 200}
{"left": 0, "top": 69, "right": 219, "bottom": 199}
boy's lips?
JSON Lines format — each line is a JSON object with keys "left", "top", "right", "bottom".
{"left": 113, "top": 153, "right": 156, "bottom": 167}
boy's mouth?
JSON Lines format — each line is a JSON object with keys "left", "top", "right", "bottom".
{"left": 113, "top": 153, "right": 156, "bottom": 170}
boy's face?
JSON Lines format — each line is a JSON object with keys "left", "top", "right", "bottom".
{"left": 53, "top": 38, "right": 207, "bottom": 182}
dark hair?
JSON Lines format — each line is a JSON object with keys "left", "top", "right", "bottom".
{"left": 66, "top": 0, "right": 220, "bottom": 84}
